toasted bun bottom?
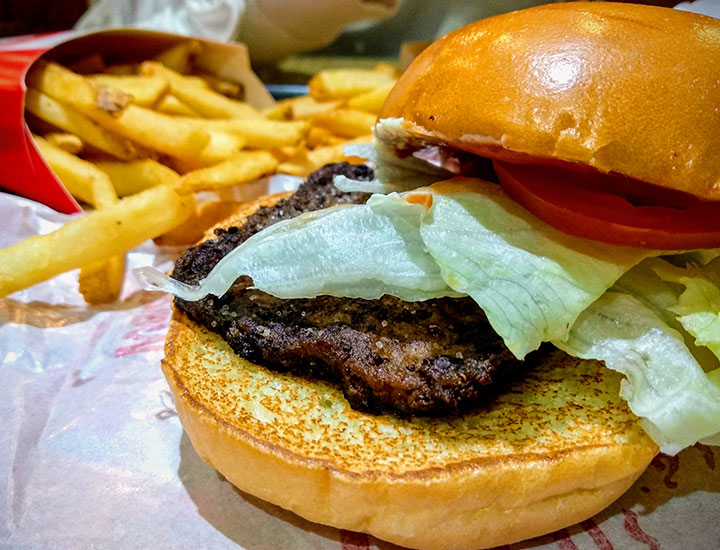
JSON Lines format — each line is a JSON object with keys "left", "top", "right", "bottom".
{"left": 162, "top": 194, "right": 657, "bottom": 549}
{"left": 163, "top": 309, "right": 657, "bottom": 550}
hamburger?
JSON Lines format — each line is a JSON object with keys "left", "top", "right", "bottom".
{"left": 138, "top": 3, "right": 720, "bottom": 549}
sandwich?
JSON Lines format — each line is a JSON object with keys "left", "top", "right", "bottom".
{"left": 138, "top": 3, "right": 720, "bottom": 549}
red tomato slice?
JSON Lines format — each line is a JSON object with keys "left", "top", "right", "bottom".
{"left": 493, "top": 160, "right": 720, "bottom": 249}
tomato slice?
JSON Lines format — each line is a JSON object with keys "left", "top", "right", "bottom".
{"left": 492, "top": 160, "right": 720, "bottom": 249}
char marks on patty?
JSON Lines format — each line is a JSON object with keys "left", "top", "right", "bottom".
{"left": 171, "top": 162, "right": 529, "bottom": 416}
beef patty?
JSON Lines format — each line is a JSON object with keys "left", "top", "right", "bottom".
{"left": 171, "top": 163, "right": 529, "bottom": 416}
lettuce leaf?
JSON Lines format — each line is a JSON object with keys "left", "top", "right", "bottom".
{"left": 335, "top": 139, "right": 453, "bottom": 194}
{"left": 418, "top": 179, "right": 653, "bottom": 357}
{"left": 137, "top": 199, "right": 462, "bottom": 302}
{"left": 653, "top": 257, "right": 720, "bottom": 360}
{"left": 553, "top": 291, "right": 720, "bottom": 455}
{"left": 140, "top": 179, "right": 652, "bottom": 360}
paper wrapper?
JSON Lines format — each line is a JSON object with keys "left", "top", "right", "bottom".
{"left": 0, "top": 29, "right": 274, "bottom": 214}
{"left": 0, "top": 188, "right": 718, "bottom": 549}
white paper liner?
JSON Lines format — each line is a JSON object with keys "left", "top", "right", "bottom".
{"left": 0, "top": 189, "right": 718, "bottom": 550}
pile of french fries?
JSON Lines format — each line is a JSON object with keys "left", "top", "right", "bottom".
{"left": 0, "top": 39, "right": 399, "bottom": 304}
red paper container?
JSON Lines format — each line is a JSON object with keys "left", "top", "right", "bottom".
{"left": 0, "top": 29, "right": 274, "bottom": 214}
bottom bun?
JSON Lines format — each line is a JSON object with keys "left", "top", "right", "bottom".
{"left": 163, "top": 304, "right": 657, "bottom": 550}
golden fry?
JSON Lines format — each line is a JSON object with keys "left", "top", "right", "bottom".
{"left": 28, "top": 62, "right": 210, "bottom": 160}
{"left": 88, "top": 103, "right": 209, "bottom": 161}
{"left": 141, "top": 61, "right": 263, "bottom": 119}
{"left": 305, "top": 126, "right": 344, "bottom": 148}
{"left": 262, "top": 102, "right": 292, "bottom": 121}
{"left": 178, "top": 151, "right": 278, "bottom": 193}
{"left": 176, "top": 116, "right": 308, "bottom": 149}
{"left": 25, "top": 88, "right": 138, "bottom": 160}
{"left": 78, "top": 254, "right": 126, "bottom": 304}
{"left": 312, "top": 108, "right": 378, "bottom": 138}
{"left": 199, "top": 131, "right": 247, "bottom": 165}
{"left": 373, "top": 61, "right": 401, "bottom": 78}
{"left": 154, "top": 40, "right": 201, "bottom": 74}
{"left": 0, "top": 185, "right": 194, "bottom": 298}
{"left": 265, "top": 96, "right": 342, "bottom": 121}
{"left": 308, "top": 69, "right": 395, "bottom": 100}
{"left": 155, "top": 94, "right": 201, "bottom": 116}
{"left": 346, "top": 81, "right": 396, "bottom": 114}
{"left": 44, "top": 132, "right": 83, "bottom": 154}
{"left": 195, "top": 72, "right": 244, "bottom": 100}
{"left": 33, "top": 135, "right": 118, "bottom": 208}
{"left": 94, "top": 159, "right": 180, "bottom": 196}
{"left": 88, "top": 74, "right": 169, "bottom": 107}
{"left": 27, "top": 60, "right": 131, "bottom": 114}
{"left": 277, "top": 135, "right": 372, "bottom": 177}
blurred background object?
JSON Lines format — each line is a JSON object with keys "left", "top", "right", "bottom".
{"left": 73, "top": 0, "right": 401, "bottom": 62}
{"left": 1, "top": 0, "right": 716, "bottom": 75}
{"left": 314, "top": 0, "right": 688, "bottom": 57}
{"left": 0, "top": 0, "right": 86, "bottom": 37}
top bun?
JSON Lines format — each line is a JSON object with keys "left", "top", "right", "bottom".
{"left": 378, "top": 2, "right": 720, "bottom": 200}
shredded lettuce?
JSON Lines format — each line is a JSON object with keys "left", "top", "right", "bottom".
{"left": 553, "top": 291, "right": 720, "bottom": 455}
{"left": 418, "top": 179, "right": 653, "bottom": 357}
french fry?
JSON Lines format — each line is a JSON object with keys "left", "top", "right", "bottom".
{"left": 27, "top": 137, "right": 133, "bottom": 303}
{"left": 141, "top": 61, "right": 264, "bottom": 119}
{"left": 44, "top": 132, "right": 83, "bottom": 154}
{"left": 199, "top": 131, "right": 248, "bottom": 165}
{"left": 263, "top": 101, "right": 292, "bottom": 121}
{"left": 28, "top": 62, "right": 210, "bottom": 160}
{"left": 154, "top": 40, "right": 201, "bottom": 74}
{"left": 88, "top": 74, "right": 169, "bottom": 107}
{"left": 308, "top": 69, "right": 395, "bottom": 100}
{"left": 291, "top": 96, "right": 344, "bottom": 120}
{"left": 78, "top": 253, "right": 126, "bottom": 304}
{"left": 277, "top": 135, "right": 372, "bottom": 177}
{"left": 33, "top": 135, "right": 118, "bottom": 208}
{"left": 178, "top": 151, "right": 278, "bottom": 193}
{"left": 0, "top": 185, "right": 194, "bottom": 298}
{"left": 27, "top": 60, "right": 133, "bottom": 114}
{"left": 373, "top": 61, "right": 401, "bottom": 78}
{"left": 89, "top": 106, "right": 210, "bottom": 161}
{"left": 305, "top": 126, "right": 344, "bottom": 148}
{"left": 94, "top": 159, "right": 180, "bottom": 196}
{"left": 195, "top": 72, "right": 245, "bottom": 100}
{"left": 169, "top": 130, "right": 249, "bottom": 172}
{"left": 308, "top": 135, "right": 372, "bottom": 166}
{"left": 312, "top": 108, "right": 378, "bottom": 138}
{"left": 346, "top": 81, "right": 396, "bottom": 114}
{"left": 155, "top": 94, "right": 201, "bottom": 116}
{"left": 25, "top": 88, "right": 138, "bottom": 160}
{"left": 176, "top": 117, "right": 308, "bottom": 149}
{"left": 264, "top": 96, "right": 343, "bottom": 121}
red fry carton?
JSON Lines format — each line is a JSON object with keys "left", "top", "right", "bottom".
{"left": 0, "top": 29, "right": 274, "bottom": 214}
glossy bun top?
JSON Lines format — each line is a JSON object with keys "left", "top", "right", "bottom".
{"left": 378, "top": 2, "right": 720, "bottom": 200}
